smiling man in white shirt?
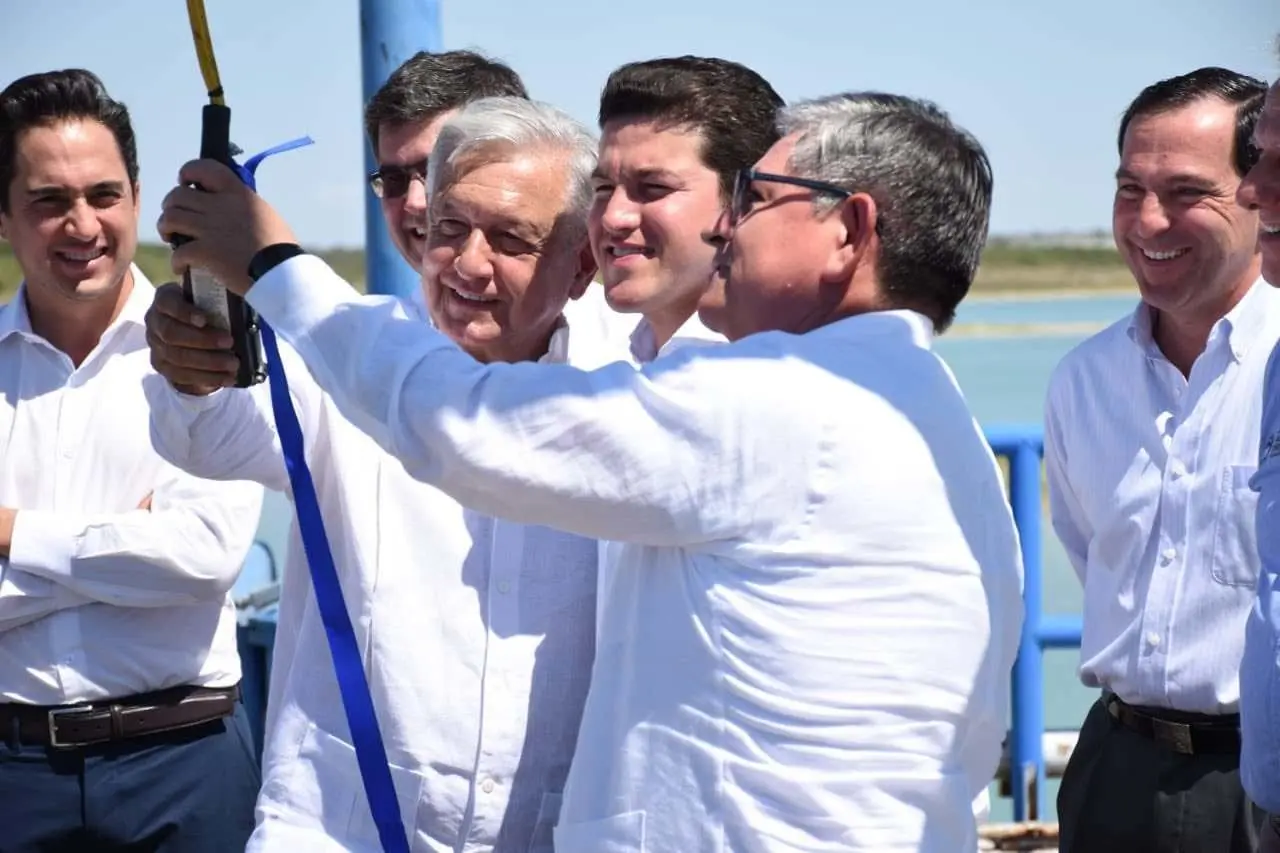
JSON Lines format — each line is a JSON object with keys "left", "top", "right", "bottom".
{"left": 588, "top": 56, "right": 783, "bottom": 364}
{"left": 145, "top": 97, "right": 609, "bottom": 852}
{"left": 157, "top": 89, "right": 1024, "bottom": 853}
{"left": 1044, "top": 67, "right": 1275, "bottom": 853}
{"left": 0, "top": 69, "right": 263, "bottom": 853}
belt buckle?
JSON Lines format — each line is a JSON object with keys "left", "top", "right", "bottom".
{"left": 47, "top": 704, "right": 95, "bottom": 749}
{"left": 1152, "top": 719, "right": 1194, "bottom": 754}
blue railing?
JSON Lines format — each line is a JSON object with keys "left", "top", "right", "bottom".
{"left": 233, "top": 422, "right": 1080, "bottom": 824}
{"left": 986, "top": 424, "right": 1083, "bottom": 822}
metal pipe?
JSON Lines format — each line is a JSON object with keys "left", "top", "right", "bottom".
{"left": 359, "top": 0, "right": 441, "bottom": 296}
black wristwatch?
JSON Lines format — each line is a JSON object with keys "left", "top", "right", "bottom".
{"left": 247, "top": 242, "right": 307, "bottom": 283}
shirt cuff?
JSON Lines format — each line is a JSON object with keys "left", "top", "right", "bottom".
{"left": 8, "top": 510, "right": 78, "bottom": 582}
{"left": 246, "top": 254, "right": 356, "bottom": 343}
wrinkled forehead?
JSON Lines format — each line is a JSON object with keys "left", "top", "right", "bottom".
{"left": 432, "top": 151, "right": 571, "bottom": 231}
{"left": 10, "top": 119, "right": 131, "bottom": 192}
{"left": 1118, "top": 104, "right": 1239, "bottom": 184}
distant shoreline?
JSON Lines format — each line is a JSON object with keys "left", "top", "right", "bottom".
{"left": 946, "top": 321, "right": 1111, "bottom": 339}
{"left": 965, "top": 286, "right": 1134, "bottom": 302}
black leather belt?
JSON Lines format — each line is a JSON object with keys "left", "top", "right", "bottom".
{"left": 0, "top": 684, "right": 239, "bottom": 749}
{"left": 1105, "top": 693, "right": 1240, "bottom": 755}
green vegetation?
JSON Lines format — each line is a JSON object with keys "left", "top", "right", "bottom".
{"left": 0, "top": 239, "right": 1134, "bottom": 303}
{"left": 0, "top": 242, "right": 367, "bottom": 300}
{"left": 974, "top": 239, "right": 1134, "bottom": 294}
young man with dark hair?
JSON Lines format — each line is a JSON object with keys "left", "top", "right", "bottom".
{"left": 1046, "top": 66, "right": 1274, "bottom": 852}
{"left": 589, "top": 55, "right": 783, "bottom": 361}
{"left": 0, "top": 68, "right": 263, "bottom": 853}
{"left": 363, "top": 50, "right": 528, "bottom": 271}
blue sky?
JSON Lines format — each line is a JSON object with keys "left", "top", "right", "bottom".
{"left": 1, "top": 0, "right": 1276, "bottom": 248}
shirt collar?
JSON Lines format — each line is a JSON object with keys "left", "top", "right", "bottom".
{"left": 820, "top": 308, "right": 936, "bottom": 349}
{"left": 539, "top": 317, "right": 572, "bottom": 364}
{"left": 1126, "top": 276, "right": 1273, "bottom": 362}
{"left": 628, "top": 311, "right": 720, "bottom": 364}
{"left": 0, "top": 263, "right": 153, "bottom": 345}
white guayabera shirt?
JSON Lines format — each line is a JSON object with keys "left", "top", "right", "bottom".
{"left": 147, "top": 287, "right": 614, "bottom": 853}
{"left": 243, "top": 254, "right": 1025, "bottom": 853}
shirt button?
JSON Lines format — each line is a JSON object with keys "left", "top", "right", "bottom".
{"left": 1161, "top": 547, "right": 1177, "bottom": 564}
{"left": 1147, "top": 632, "right": 1161, "bottom": 647}
{"left": 497, "top": 581, "right": 510, "bottom": 595}
{"left": 481, "top": 779, "right": 495, "bottom": 794}
{"left": 1169, "top": 462, "right": 1185, "bottom": 479}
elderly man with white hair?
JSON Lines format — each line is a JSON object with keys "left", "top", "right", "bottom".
{"left": 142, "top": 97, "right": 609, "bottom": 853}
{"left": 156, "top": 90, "right": 1025, "bottom": 852}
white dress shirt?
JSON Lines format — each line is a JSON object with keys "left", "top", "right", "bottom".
{"left": 1045, "top": 278, "right": 1280, "bottom": 713}
{"left": 0, "top": 267, "right": 262, "bottom": 704}
{"left": 1241, "top": 342, "right": 1280, "bottom": 811}
{"left": 146, "top": 290, "right": 606, "bottom": 853}
{"left": 597, "top": 310, "right": 725, "bottom": 642}
{"left": 243, "top": 255, "right": 1025, "bottom": 853}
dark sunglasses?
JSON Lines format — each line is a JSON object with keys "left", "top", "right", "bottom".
{"left": 368, "top": 159, "right": 429, "bottom": 199}
{"left": 730, "top": 167, "right": 852, "bottom": 226}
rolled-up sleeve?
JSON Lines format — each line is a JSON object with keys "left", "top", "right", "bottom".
{"left": 1241, "top": 343, "right": 1280, "bottom": 813}
{"left": 247, "top": 255, "right": 823, "bottom": 548}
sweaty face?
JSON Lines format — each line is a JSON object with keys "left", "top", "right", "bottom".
{"left": 707, "top": 135, "right": 848, "bottom": 341}
{"left": 588, "top": 120, "right": 724, "bottom": 337}
{"left": 376, "top": 112, "right": 455, "bottom": 272}
{"left": 1113, "top": 99, "right": 1260, "bottom": 321}
{"left": 0, "top": 119, "right": 138, "bottom": 308}
{"left": 1238, "top": 82, "right": 1280, "bottom": 286}
{"left": 423, "top": 151, "right": 592, "bottom": 363}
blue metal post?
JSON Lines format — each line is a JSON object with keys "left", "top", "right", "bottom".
{"left": 359, "top": 0, "right": 442, "bottom": 297}
{"left": 1008, "top": 438, "right": 1046, "bottom": 821}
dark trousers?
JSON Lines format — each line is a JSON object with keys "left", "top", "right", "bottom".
{"left": 0, "top": 700, "right": 260, "bottom": 852}
{"left": 1058, "top": 696, "right": 1263, "bottom": 853}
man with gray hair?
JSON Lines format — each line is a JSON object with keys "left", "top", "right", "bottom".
{"left": 157, "top": 89, "right": 1024, "bottom": 852}
{"left": 142, "top": 97, "right": 608, "bottom": 852}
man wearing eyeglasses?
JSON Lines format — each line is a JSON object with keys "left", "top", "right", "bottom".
{"left": 157, "top": 89, "right": 1024, "bottom": 852}
{"left": 363, "top": 51, "right": 528, "bottom": 274}
{"left": 144, "top": 72, "right": 615, "bottom": 853}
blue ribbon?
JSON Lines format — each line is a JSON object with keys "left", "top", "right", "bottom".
{"left": 238, "top": 139, "right": 412, "bottom": 853}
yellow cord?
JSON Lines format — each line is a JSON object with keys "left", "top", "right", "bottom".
{"left": 185, "top": 0, "right": 226, "bottom": 105}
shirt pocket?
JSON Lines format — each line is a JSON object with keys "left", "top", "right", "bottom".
{"left": 1212, "top": 465, "right": 1262, "bottom": 588}
{"left": 525, "top": 791, "right": 563, "bottom": 853}
{"left": 261, "top": 722, "right": 425, "bottom": 852}
{"left": 553, "top": 809, "right": 646, "bottom": 853}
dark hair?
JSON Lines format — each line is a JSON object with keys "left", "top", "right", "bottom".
{"left": 1119, "top": 66, "right": 1267, "bottom": 176}
{"left": 0, "top": 68, "right": 137, "bottom": 214}
{"left": 782, "top": 92, "right": 993, "bottom": 333}
{"left": 363, "top": 50, "right": 528, "bottom": 152}
{"left": 598, "top": 56, "right": 784, "bottom": 199}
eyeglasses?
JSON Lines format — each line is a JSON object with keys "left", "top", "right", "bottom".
{"left": 368, "top": 159, "right": 428, "bottom": 199}
{"left": 730, "top": 167, "right": 852, "bottom": 227}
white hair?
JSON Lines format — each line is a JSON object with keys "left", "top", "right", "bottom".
{"left": 426, "top": 96, "right": 598, "bottom": 233}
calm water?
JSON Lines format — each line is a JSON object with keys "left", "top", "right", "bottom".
{"left": 247, "top": 288, "right": 1143, "bottom": 824}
